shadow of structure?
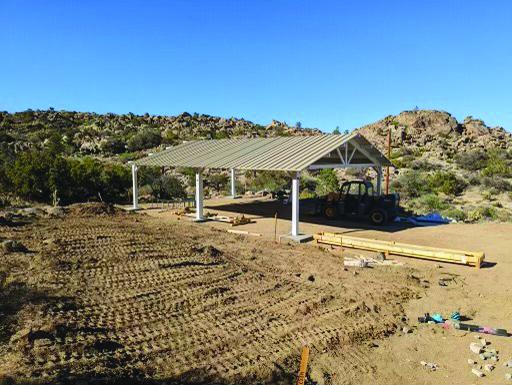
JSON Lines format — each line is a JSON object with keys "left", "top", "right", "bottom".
{"left": 207, "top": 198, "right": 416, "bottom": 234}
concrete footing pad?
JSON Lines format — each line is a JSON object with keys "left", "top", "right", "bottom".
{"left": 280, "top": 234, "right": 314, "bottom": 243}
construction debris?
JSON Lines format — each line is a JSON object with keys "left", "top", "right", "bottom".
{"left": 227, "top": 229, "right": 262, "bottom": 237}
{"left": 314, "top": 232, "right": 485, "bottom": 268}
{"left": 420, "top": 361, "right": 438, "bottom": 371}
{"left": 470, "top": 343, "right": 484, "bottom": 354}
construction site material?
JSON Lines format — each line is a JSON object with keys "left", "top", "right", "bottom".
{"left": 227, "top": 229, "right": 262, "bottom": 237}
{"left": 296, "top": 346, "right": 310, "bottom": 385}
{"left": 314, "top": 232, "right": 484, "bottom": 268}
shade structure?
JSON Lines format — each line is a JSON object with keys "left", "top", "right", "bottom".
{"left": 132, "top": 132, "right": 392, "bottom": 240}
{"left": 135, "top": 132, "right": 391, "bottom": 171}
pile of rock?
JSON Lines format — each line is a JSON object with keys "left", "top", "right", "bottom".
{"left": 468, "top": 336, "right": 512, "bottom": 380}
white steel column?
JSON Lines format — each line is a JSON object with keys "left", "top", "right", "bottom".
{"left": 131, "top": 163, "right": 139, "bottom": 210}
{"left": 376, "top": 165, "right": 383, "bottom": 196}
{"left": 195, "top": 170, "right": 204, "bottom": 220}
{"left": 230, "top": 168, "right": 236, "bottom": 198}
{"left": 291, "top": 172, "right": 300, "bottom": 237}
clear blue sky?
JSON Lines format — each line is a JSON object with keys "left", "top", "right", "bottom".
{"left": 1, "top": 0, "right": 511, "bottom": 132}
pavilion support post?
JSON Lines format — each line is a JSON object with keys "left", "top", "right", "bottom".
{"left": 291, "top": 171, "right": 300, "bottom": 237}
{"left": 195, "top": 170, "right": 204, "bottom": 221}
{"left": 131, "top": 163, "right": 139, "bottom": 210}
{"left": 230, "top": 168, "right": 236, "bottom": 198}
{"left": 376, "top": 165, "right": 383, "bottom": 196}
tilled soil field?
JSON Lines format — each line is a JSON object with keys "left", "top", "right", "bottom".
{"left": 0, "top": 204, "right": 422, "bottom": 384}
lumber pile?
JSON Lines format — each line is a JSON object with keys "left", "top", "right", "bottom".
{"left": 314, "top": 232, "right": 484, "bottom": 268}
{"left": 209, "top": 214, "right": 254, "bottom": 226}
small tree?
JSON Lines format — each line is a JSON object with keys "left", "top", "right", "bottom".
{"left": 315, "top": 169, "right": 339, "bottom": 196}
{"left": 333, "top": 126, "right": 341, "bottom": 135}
{"left": 150, "top": 175, "right": 186, "bottom": 200}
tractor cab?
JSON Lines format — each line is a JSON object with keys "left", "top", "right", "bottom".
{"left": 318, "top": 180, "right": 400, "bottom": 225}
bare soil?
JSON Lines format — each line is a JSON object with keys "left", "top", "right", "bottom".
{"left": 1, "top": 201, "right": 511, "bottom": 384}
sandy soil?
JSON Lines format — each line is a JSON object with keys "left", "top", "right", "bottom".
{"left": 1, "top": 200, "right": 511, "bottom": 384}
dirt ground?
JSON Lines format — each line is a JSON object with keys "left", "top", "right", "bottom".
{"left": 1, "top": 200, "right": 511, "bottom": 384}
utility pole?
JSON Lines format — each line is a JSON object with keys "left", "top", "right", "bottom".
{"left": 385, "top": 126, "right": 391, "bottom": 195}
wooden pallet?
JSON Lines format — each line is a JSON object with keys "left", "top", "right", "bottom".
{"left": 314, "top": 232, "right": 484, "bottom": 268}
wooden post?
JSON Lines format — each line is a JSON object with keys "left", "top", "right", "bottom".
{"left": 296, "top": 346, "right": 310, "bottom": 385}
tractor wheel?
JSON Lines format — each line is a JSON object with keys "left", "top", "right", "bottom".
{"left": 369, "top": 209, "right": 387, "bottom": 226}
{"left": 324, "top": 206, "right": 337, "bottom": 219}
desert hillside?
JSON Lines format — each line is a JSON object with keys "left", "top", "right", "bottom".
{"left": 357, "top": 110, "right": 512, "bottom": 221}
{"left": 0, "top": 109, "right": 511, "bottom": 222}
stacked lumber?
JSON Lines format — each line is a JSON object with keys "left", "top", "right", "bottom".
{"left": 314, "top": 232, "right": 484, "bottom": 268}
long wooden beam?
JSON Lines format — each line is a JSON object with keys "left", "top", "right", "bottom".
{"left": 313, "top": 232, "right": 484, "bottom": 268}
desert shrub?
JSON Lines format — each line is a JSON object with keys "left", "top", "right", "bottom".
{"left": 118, "top": 152, "right": 140, "bottom": 163}
{"left": 5, "top": 149, "right": 131, "bottom": 204}
{"left": 455, "top": 150, "right": 487, "bottom": 171}
{"left": 300, "top": 172, "right": 318, "bottom": 193}
{"left": 315, "top": 169, "right": 339, "bottom": 196}
{"left": 345, "top": 167, "right": 367, "bottom": 178}
{"left": 7, "top": 150, "right": 55, "bottom": 202}
{"left": 441, "top": 207, "right": 467, "bottom": 222}
{"left": 466, "top": 172, "right": 481, "bottom": 186}
{"left": 299, "top": 188, "right": 316, "bottom": 199}
{"left": 208, "top": 173, "right": 229, "bottom": 192}
{"left": 392, "top": 170, "right": 429, "bottom": 198}
{"left": 393, "top": 154, "right": 415, "bottom": 168}
{"left": 176, "top": 167, "right": 197, "bottom": 187}
{"left": 482, "top": 150, "right": 511, "bottom": 177}
{"left": 427, "top": 171, "right": 466, "bottom": 196}
{"left": 100, "top": 137, "right": 126, "bottom": 154}
{"left": 467, "top": 206, "right": 498, "bottom": 222}
{"left": 149, "top": 174, "right": 186, "bottom": 200}
{"left": 249, "top": 171, "right": 289, "bottom": 193}
{"left": 126, "top": 129, "right": 162, "bottom": 151}
{"left": 410, "top": 159, "right": 441, "bottom": 171}
{"left": 99, "top": 163, "right": 131, "bottom": 202}
{"left": 482, "top": 176, "right": 511, "bottom": 192}
{"left": 410, "top": 194, "right": 449, "bottom": 213}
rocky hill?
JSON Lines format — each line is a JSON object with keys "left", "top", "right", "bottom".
{"left": 357, "top": 110, "right": 512, "bottom": 222}
{"left": 0, "top": 109, "right": 321, "bottom": 155}
{"left": 358, "top": 110, "right": 511, "bottom": 158}
{"left": 1, "top": 108, "right": 511, "bottom": 222}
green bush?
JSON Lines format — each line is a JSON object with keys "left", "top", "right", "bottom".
{"left": 315, "top": 169, "right": 339, "bottom": 196}
{"left": 100, "top": 137, "right": 126, "bottom": 154}
{"left": 482, "top": 176, "right": 511, "bottom": 192}
{"left": 4, "top": 149, "right": 131, "bottom": 205}
{"left": 410, "top": 193, "right": 449, "bottom": 213}
{"left": 482, "top": 150, "right": 511, "bottom": 177}
{"left": 249, "top": 171, "right": 289, "bottom": 193}
{"left": 467, "top": 206, "right": 498, "bottom": 222}
{"left": 208, "top": 173, "right": 229, "bottom": 192}
{"left": 441, "top": 208, "right": 467, "bottom": 222}
{"left": 149, "top": 174, "right": 186, "bottom": 200}
{"left": 455, "top": 150, "right": 488, "bottom": 171}
{"left": 392, "top": 170, "right": 429, "bottom": 198}
{"left": 126, "top": 129, "right": 162, "bottom": 151}
{"left": 427, "top": 171, "right": 466, "bottom": 196}
{"left": 410, "top": 159, "right": 441, "bottom": 171}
